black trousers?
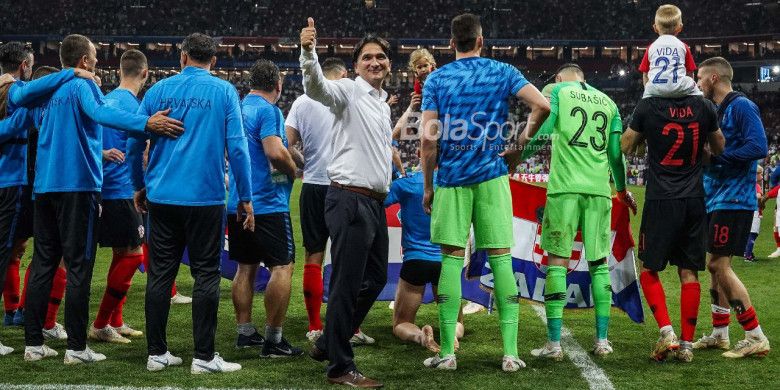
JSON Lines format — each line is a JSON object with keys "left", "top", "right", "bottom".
{"left": 315, "top": 187, "right": 388, "bottom": 378}
{"left": 25, "top": 192, "right": 100, "bottom": 350}
{"left": 0, "top": 186, "right": 24, "bottom": 308}
{"left": 146, "top": 202, "right": 224, "bottom": 360}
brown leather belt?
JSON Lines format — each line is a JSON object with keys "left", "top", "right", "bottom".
{"left": 330, "top": 181, "right": 387, "bottom": 202}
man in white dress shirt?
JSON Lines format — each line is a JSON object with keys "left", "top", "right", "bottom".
{"left": 300, "top": 17, "right": 390, "bottom": 388}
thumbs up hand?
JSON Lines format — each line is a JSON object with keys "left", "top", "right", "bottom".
{"left": 301, "top": 17, "right": 316, "bottom": 52}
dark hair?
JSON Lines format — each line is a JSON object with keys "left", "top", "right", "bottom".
{"left": 60, "top": 34, "right": 93, "bottom": 68}
{"left": 181, "top": 33, "right": 216, "bottom": 63}
{"left": 120, "top": 49, "right": 148, "bottom": 78}
{"left": 0, "top": 41, "right": 34, "bottom": 74}
{"left": 249, "top": 59, "right": 280, "bottom": 92}
{"left": 32, "top": 66, "right": 58, "bottom": 80}
{"left": 352, "top": 34, "right": 390, "bottom": 64}
{"left": 451, "top": 13, "right": 482, "bottom": 52}
{"left": 322, "top": 57, "right": 347, "bottom": 76}
{"left": 556, "top": 62, "right": 584, "bottom": 77}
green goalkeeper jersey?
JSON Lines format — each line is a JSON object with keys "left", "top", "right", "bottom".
{"left": 545, "top": 81, "right": 623, "bottom": 198}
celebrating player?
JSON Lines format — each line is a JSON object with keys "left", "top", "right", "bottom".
{"left": 520, "top": 64, "right": 635, "bottom": 360}
{"left": 693, "top": 57, "right": 771, "bottom": 358}
{"left": 88, "top": 50, "right": 150, "bottom": 344}
{"left": 227, "top": 59, "right": 302, "bottom": 357}
{"left": 621, "top": 70, "right": 724, "bottom": 362}
{"left": 128, "top": 33, "right": 252, "bottom": 373}
{"left": 22, "top": 34, "right": 183, "bottom": 364}
{"left": 420, "top": 13, "right": 550, "bottom": 371}
{"left": 384, "top": 155, "right": 464, "bottom": 353}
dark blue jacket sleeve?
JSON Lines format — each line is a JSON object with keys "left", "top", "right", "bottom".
{"left": 225, "top": 88, "right": 252, "bottom": 202}
{"left": 714, "top": 100, "right": 768, "bottom": 165}
{"left": 0, "top": 108, "right": 33, "bottom": 143}
{"left": 76, "top": 80, "right": 148, "bottom": 134}
{"left": 9, "top": 69, "right": 75, "bottom": 108}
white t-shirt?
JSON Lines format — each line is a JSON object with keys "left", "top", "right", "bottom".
{"left": 285, "top": 94, "right": 335, "bottom": 185}
{"left": 640, "top": 35, "right": 701, "bottom": 98}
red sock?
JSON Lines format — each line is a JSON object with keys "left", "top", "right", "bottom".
{"left": 774, "top": 231, "right": 780, "bottom": 247}
{"left": 303, "top": 264, "right": 324, "bottom": 331}
{"left": 110, "top": 296, "right": 127, "bottom": 328}
{"left": 171, "top": 282, "right": 178, "bottom": 297}
{"left": 737, "top": 306, "right": 760, "bottom": 331}
{"left": 18, "top": 266, "right": 31, "bottom": 310}
{"left": 45, "top": 267, "right": 67, "bottom": 330}
{"left": 3, "top": 258, "right": 21, "bottom": 313}
{"left": 712, "top": 311, "right": 730, "bottom": 328}
{"left": 680, "top": 282, "right": 701, "bottom": 342}
{"left": 640, "top": 271, "right": 671, "bottom": 329}
{"left": 94, "top": 253, "right": 143, "bottom": 329}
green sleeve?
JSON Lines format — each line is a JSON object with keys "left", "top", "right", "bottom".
{"left": 607, "top": 108, "right": 626, "bottom": 192}
{"left": 520, "top": 84, "right": 560, "bottom": 160}
{"left": 520, "top": 112, "right": 555, "bottom": 160}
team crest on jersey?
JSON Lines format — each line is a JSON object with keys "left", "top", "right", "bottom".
{"left": 138, "top": 225, "right": 145, "bottom": 239}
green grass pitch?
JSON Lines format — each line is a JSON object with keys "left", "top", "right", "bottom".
{"left": 0, "top": 183, "right": 777, "bottom": 389}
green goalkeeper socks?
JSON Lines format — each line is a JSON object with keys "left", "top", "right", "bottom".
{"left": 488, "top": 253, "right": 519, "bottom": 358}
{"left": 589, "top": 261, "right": 612, "bottom": 340}
{"left": 544, "top": 265, "right": 567, "bottom": 342}
{"left": 438, "top": 254, "right": 464, "bottom": 356}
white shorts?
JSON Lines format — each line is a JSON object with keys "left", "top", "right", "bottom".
{"left": 751, "top": 210, "right": 761, "bottom": 234}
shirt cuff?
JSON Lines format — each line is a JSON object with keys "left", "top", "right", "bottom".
{"left": 299, "top": 47, "right": 317, "bottom": 65}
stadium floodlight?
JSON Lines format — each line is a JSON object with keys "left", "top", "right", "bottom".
{"left": 773, "top": 65, "right": 780, "bottom": 74}
{"left": 619, "top": 70, "right": 627, "bottom": 76}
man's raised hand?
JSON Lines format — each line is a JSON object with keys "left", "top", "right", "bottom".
{"left": 300, "top": 17, "right": 316, "bottom": 51}
{"left": 145, "top": 108, "right": 185, "bottom": 138}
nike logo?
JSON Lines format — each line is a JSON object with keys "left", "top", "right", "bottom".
{"left": 68, "top": 354, "right": 92, "bottom": 363}
{"left": 152, "top": 358, "right": 170, "bottom": 366}
{"left": 193, "top": 363, "right": 221, "bottom": 372}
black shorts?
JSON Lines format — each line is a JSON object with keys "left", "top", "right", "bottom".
{"left": 98, "top": 199, "right": 144, "bottom": 248}
{"left": 399, "top": 260, "right": 442, "bottom": 287}
{"left": 299, "top": 183, "right": 329, "bottom": 253}
{"left": 639, "top": 198, "right": 706, "bottom": 272}
{"left": 227, "top": 212, "right": 295, "bottom": 267}
{"left": 706, "top": 210, "right": 753, "bottom": 257}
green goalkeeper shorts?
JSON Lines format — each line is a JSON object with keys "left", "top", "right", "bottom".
{"left": 540, "top": 193, "right": 612, "bottom": 261}
{"left": 430, "top": 175, "right": 514, "bottom": 249}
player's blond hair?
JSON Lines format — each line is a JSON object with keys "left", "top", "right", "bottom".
{"left": 408, "top": 48, "right": 436, "bottom": 73}
{"left": 654, "top": 4, "right": 682, "bottom": 35}
{"left": 700, "top": 57, "right": 733, "bottom": 84}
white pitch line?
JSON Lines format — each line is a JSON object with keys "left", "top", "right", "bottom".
{"left": 530, "top": 304, "right": 615, "bottom": 390}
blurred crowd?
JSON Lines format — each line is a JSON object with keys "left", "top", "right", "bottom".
{"left": 1, "top": 0, "right": 776, "bottom": 39}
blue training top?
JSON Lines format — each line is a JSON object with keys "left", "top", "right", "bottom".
{"left": 704, "top": 92, "right": 768, "bottom": 213}
{"left": 101, "top": 88, "right": 140, "bottom": 200}
{"left": 130, "top": 66, "right": 252, "bottom": 206}
{"left": 227, "top": 94, "right": 292, "bottom": 215}
{"left": 384, "top": 171, "right": 441, "bottom": 262}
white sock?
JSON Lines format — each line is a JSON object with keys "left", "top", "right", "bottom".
{"left": 660, "top": 325, "right": 674, "bottom": 336}
{"left": 712, "top": 326, "right": 729, "bottom": 339}
{"left": 548, "top": 340, "right": 561, "bottom": 349}
{"left": 747, "top": 325, "right": 765, "bottom": 339}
